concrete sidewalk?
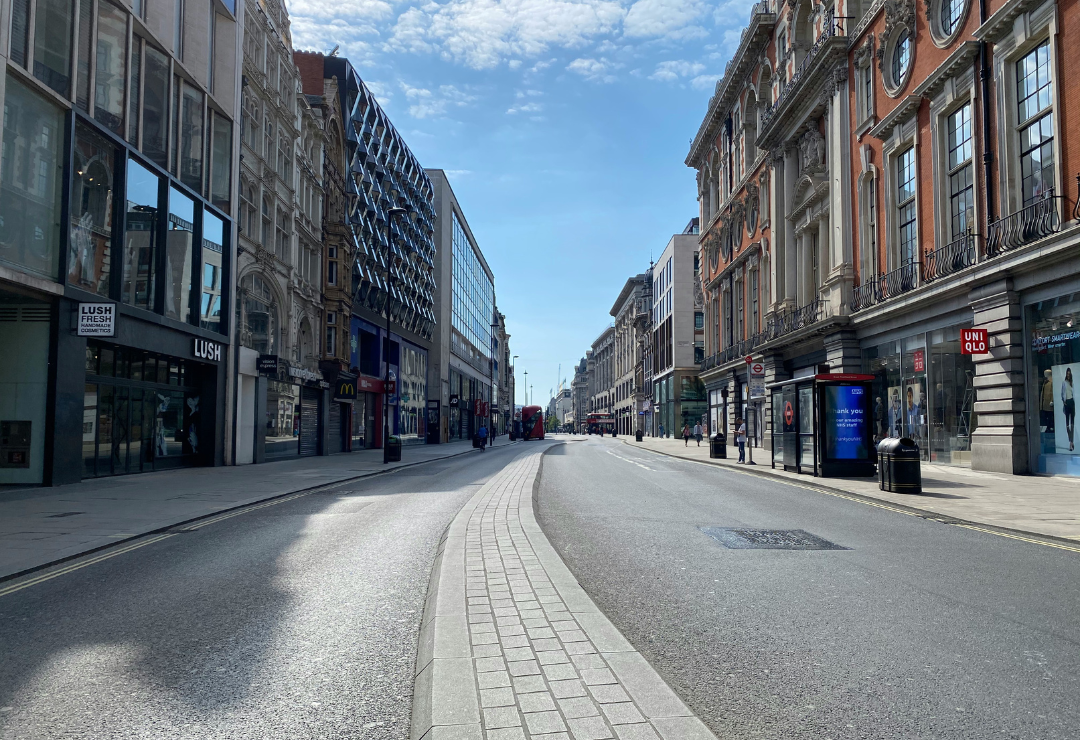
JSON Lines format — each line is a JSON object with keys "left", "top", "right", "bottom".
{"left": 619, "top": 435, "right": 1080, "bottom": 543}
{"left": 0, "top": 438, "right": 502, "bottom": 581}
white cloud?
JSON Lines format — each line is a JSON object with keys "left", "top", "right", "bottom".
{"left": 400, "top": 82, "right": 478, "bottom": 118}
{"left": 623, "top": 0, "right": 707, "bottom": 39}
{"left": 387, "top": 0, "right": 627, "bottom": 70}
{"left": 508, "top": 59, "right": 523, "bottom": 69}
{"left": 507, "top": 101, "right": 543, "bottom": 114}
{"left": 566, "top": 57, "right": 619, "bottom": 82}
{"left": 649, "top": 59, "right": 705, "bottom": 82}
{"left": 690, "top": 73, "right": 720, "bottom": 90}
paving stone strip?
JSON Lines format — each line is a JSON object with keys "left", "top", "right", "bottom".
{"left": 412, "top": 446, "right": 718, "bottom": 740}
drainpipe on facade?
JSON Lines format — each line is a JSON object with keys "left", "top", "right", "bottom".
{"left": 979, "top": 0, "right": 994, "bottom": 230}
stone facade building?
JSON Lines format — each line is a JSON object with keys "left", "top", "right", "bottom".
{"left": 689, "top": 0, "right": 1080, "bottom": 476}
{"left": 235, "top": 0, "right": 325, "bottom": 462}
{"left": 589, "top": 326, "right": 615, "bottom": 418}
{"left": 610, "top": 274, "right": 648, "bottom": 435}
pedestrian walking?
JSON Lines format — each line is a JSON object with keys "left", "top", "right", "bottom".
{"left": 682, "top": 424, "right": 691, "bottom": 446}
{"left": 659, "top": 423, "right": 665, "bottom": 438}
{"left": 735, "top": 417, "right": 746, "bottom": 463}
{"left": 693, "top": 422, "right": 702, "bottom": 446}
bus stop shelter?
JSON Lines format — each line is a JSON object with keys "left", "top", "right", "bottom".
{"left": 768, "top": 374, "right": 876, "bottom": 478}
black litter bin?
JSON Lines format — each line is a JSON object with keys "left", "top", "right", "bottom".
{"left": 611, "top": 429, "right": 617, "bottom": 438}
{"left": 878, "top": 437, "right": 921, "bottom": 493}
{"left": 710, "top": 433, "right": 727, "bottom": 459}
{"left": 635, "top": 430, "right": 643, "bottom": 442}
{"left": 386, "top": 436, "right": 402, "bottom": 462}
{"left": 472, "top": 435, "right": 482, "bottom": 449}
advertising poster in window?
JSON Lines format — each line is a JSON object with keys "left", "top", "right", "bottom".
{"left": 887, "top": 386, "right": 903, "bottom": 437}
{"left": 1052, "top": 363, "right": 1080, "bottom": 453}
{"left": 823, "top": 385, "right": 869, "bottom": 460}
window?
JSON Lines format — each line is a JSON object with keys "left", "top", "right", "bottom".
{"left": 178, "top": 81, "right": 205, "bottom": 193}
{"left": 1017, "top": 40, "right": 1054, "bottom": 204}
{"left": 242, "top": 274, "right": 278, "bottom": 354}
{"left": 210, "top": 111, "right": 232, "bottom": 211}
{"left": 890, "top": 30, "right": 913, "bottom": 91}
{"left": 736, "top": 280, "right": 744, "bottom": 341}
{"left": 896, "top": 146, "right": 917, "bottom": 265}
{"left": 69, "top": 122, "right": 117, "bottom": 296}
{"left": 239, "top": 181, "right": 254, "bottom": 236}
{"left": 0, "top": 74, "right": 65, "bottom": 280}
{"left": 261, "top": 196, "right": 272, "bottom": 248}
{"left": 326, "top": 325, "right": 336, "bottom": 357}
{"left": 946, "top": 104, "right": 974, "bottom": 238}
{"left": 694, "top": 311, "right": 704, "bottom": 330}
{"left": 123, "top": 159, "right": 161, "bottom": 309}
{"left": 751, "top": 269, "right": 759, "bottom": 333}
{"left": 94, "top": 1, "right": 127, "bottom": 135}
{"left": 941, "top": 0, "right": 964, "bottom": 36}
{"left": 143, "top": 45, "right": 170, "bottom": 170}
{"left": 129, "top": 37, "right": 142, "bottom": 145}
{"left": 33, "top": 0, "right": 75, "bottom": 97}
{"left": 327, "top": 259, "right": 338, "bottom": 285}
{"left": 276, "top": 208, "right": 289, "bottom": 259}
{"left": 201, "top": 212, "right": 225, "bottom": 333}
{"left": 165, "top": 187, "right": 195, "bottom": 323}
{"left": 810, "top": 233, "right": 819, "bottom": 297}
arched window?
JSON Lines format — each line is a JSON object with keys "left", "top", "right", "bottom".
{"left": 261, "top": 195, "right": 272, "bottom": 247}
{"left": 241, "top": 274, "right": 279, "bottom": 354}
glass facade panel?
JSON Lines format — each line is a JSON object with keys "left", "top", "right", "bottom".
{"left": 165, "top": 186, "right": 195, "bottom": 322}
{"left": 201, "top": 211, "right": 224, "bottom": 332}
{"left": 94, "top": 0, "right": 127, "bottom": 135}
{"left": 1017, "top": 41, "right": 1054, "bottom": 204}
{"left": 0, "top": 74, "right": 64, "bottom": 280}
{"left": 1029, "top": 294, "right": 1080, "bottom": 475}
{"left": 178, "top": 82, "right": 204, "bottom": 192}
{"left": 266, "top": 381, "right": 300, "bottom": 458}
{"left": 451, "top": 212, "right": 494, "bottom": 371}
{"left": 33, "top": 0, "right": 75, "bottom": 97}
{"left": 143, "top": 45, "right": 170, "bottom": 169}
{"left": 69, "top": 122, "right": 116, "bottom": 296}
{"left": 123, "top": 158, "right": 160, "bottom": 309}
{"left": 928, "top": 327, "right": 976, "bottom": 464}
{"left": 241, "top": 274, "right": 278, "bottom": 353}
{"left": 210, "top": 111, "right": 232, "bottom": 211}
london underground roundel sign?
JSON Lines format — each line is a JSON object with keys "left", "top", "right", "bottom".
{"left": 784, "top": 401, "right": 794, "bottom": 427}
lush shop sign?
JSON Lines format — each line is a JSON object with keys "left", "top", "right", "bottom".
{"left": 77, "top": 303, "right": 115, "bottom": 337}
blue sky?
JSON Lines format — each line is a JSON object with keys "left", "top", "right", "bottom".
{"left": 290, "top": 0, "right": 755, "bottom": 407}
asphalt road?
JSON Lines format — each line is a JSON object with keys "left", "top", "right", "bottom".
{"left": 537, "top": 437, "right": 1080, "bottom": 740}
{"left": 0, "top": 442, "right": 525, "bottom": 740}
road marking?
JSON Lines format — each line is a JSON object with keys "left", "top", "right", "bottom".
{"left": 603, "top": 449, "right": 654, "bottom": 471}
{"left": 0, "top": 533, "right": 177, "bottom": 598}
{"left": 621, "top": 443, "right": 1080, "bottom": 554}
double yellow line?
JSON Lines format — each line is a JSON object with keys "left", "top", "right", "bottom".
{"left": 0, "top": 487, "right": 337, "bottom": 599}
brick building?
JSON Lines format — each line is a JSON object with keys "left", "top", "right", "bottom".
{"left": 689, "top": 0, "right": 1080, "bottom": 476}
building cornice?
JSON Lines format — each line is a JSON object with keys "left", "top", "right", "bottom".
{"left": 686, "top": 4, "right": 777, "bottom": 168}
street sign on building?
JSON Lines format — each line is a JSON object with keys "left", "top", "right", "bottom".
{"left": 961, "top": 328, "right": 989, "bottom": 354}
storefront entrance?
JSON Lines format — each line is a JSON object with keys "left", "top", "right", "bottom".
{"left": 82, "top": 342, "right": 208, "bottom": 477}
{"left": 1029, "top": 293, "right": 1080, "bottom": 475}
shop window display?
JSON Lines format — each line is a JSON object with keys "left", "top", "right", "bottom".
{"left": 1029, "top": 294, "right": 1080, "bottom": 475}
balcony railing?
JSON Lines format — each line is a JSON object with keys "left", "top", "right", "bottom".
{"left": 923, "top": 231, "right": 977, "bottom": 283}
{"left": 849, "top": 262, "right": 920, "bottom": 313}
{"left": 699, "top": 298, "right": 829, "bottom": 371}
{"left": 760, "top": 12, "right": 846, "bottom": 131}
{"left": 985, "top": 189, "right": 1062, "bottom": 257}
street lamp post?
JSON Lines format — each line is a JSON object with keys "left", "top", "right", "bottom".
{"left": 383, "top": 205, "right": 409, "bottom": 464}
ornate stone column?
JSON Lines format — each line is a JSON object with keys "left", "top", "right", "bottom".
{"left": 970, "top": 279, "right": 1028, "bottom": 474}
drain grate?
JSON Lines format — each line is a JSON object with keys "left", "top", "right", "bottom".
{"left": 701, "top": 527, "right": 848, "bottom": 550}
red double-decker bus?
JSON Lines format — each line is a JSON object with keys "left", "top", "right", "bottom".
{"left": 586, "top": 412, "right": 614, "bottom": 434}
{"left": 521, "top": 405, "right": 544, "bottom": 440}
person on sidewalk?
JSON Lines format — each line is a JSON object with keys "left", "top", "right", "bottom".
{"left": 693, "top": 422, "right": 702, "bottom": 446}
{"left": 659, "top": 423, "right": 665, "bottom": 438}
{"left": 477, "top": 424, "right": 488, "bottom": 451}
{"left": 735, "top": 417, "right": 746, "bottom": 463}
{"left": 682, "top": 424, "right": 691, "bottom": 446}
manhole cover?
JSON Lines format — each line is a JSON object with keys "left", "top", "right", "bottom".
{"left": 701, "top": 527, "right": 848, "bottom": 550}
